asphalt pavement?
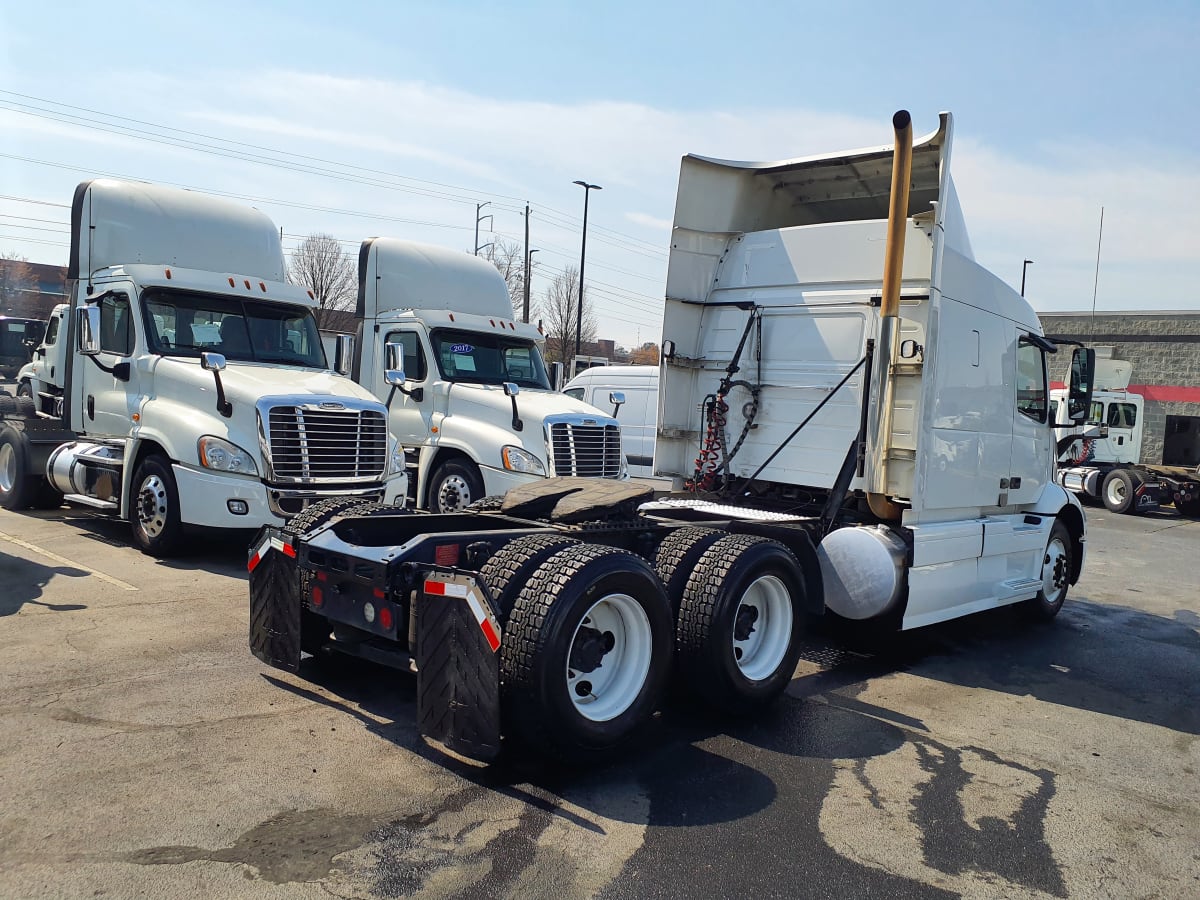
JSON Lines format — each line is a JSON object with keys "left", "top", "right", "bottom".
{"left": 0, "top": 497, "right": 1197, "bottom": 899}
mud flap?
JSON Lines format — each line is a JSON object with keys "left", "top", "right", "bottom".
{"left": 416, "top": 574, "right": 502, "bottom": 762}
{"left": 247, "top": 527, "right": 302, "bottom": 673}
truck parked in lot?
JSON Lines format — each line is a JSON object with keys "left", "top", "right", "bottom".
{"left": 248, "top": 111, "right": 1095, "bottom": 763}
{"left": 0, "top": 179, "right": 406, "bottom": 555}
{"left": 0, "top": 315, "right": 46, "bottom": 379}
{"left": 352, "top": 238, "right": 626, "bottom": 511}
{"left": 563, "top": 364, "right": 658, "bottom": 477}
{"left": 1052, "top": 358, "right": 1200, "bottom": 516}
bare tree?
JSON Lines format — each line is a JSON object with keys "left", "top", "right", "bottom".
{"left": 537, "top": 266, "right": 597, "bottom": 366}
{"left": 287, "top": 234, "right": 356, "bottom": 329}
{"left": 630, "top": 343, "right": 660, "bottom": 365}
{"left": 487, "top": 238, "right": 525, "bottom": 317}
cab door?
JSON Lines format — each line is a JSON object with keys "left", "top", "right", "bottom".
{"left": 1006, "top": 334, "right": 1053, "bottom": 507}
{"left": 74, "top": 287, "right": 141, "bottom": 438}
{"left": 381, "top": 328, "right": 434, "bottom": 447}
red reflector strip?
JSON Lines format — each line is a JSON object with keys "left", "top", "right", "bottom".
{"left": 247, "top": 533, "right": 272, "bottom": 572}
{"left": 423, "top": 579, "right": 468, "bottom": 598}
{"left": 464, "top": 591, "right": 502, "bottom": 652}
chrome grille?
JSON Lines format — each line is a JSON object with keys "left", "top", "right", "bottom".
{"left": 549, "top": 423, "right": 623, "bottom": 477}
{"left": 266, "top": 406, "right": 387, "bottom": 481}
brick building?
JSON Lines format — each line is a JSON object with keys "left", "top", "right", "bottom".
{"left": 0, "top": 259, "right": 69, "bottom": 320}
{"left": 1038, "top": 311, "right": 1200, "bottom": 466}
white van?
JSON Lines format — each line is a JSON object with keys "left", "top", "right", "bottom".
{"left": 563, "top": 365, "right": 658, "bottom": 477}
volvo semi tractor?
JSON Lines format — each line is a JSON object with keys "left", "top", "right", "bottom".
{"left": 0, "top": 179, "right": 406, "bottom": 555}
{"left": 352, "top": 238, "right": 626, "bottom": 511}
{"left": 248, "top": 111, "right": 1094, "bottom": 763}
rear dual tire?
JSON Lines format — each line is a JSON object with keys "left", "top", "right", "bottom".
{"left": 500, "top": 543, "right": 673, "bottom": 761}
{"left": 674, "top": 534, "right": 808, "bottom": 713}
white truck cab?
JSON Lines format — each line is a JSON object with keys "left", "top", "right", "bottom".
{"left": 0, "top": 180, "right": 406, "bottom": 555}
{"left": 354, "top": 238, "right": 626, "bottom": 511}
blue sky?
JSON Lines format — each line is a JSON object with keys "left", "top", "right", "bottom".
{"left": 2, "top": 0, "right": 1198, "bottom": 347}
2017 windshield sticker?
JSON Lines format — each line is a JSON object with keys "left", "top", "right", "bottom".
{"left": 451, "top": 343, "right": 474, "bottom": 353}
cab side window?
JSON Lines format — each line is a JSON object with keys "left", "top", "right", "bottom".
{"left": 1107, "top": 403, "right": 1138, "bottom": 428}
{"left": 44, "top": 315, "right": 60, "bottom": 346}
{"left": 100, "top": 293, "right": 134, "bottom": 356}
{"left": 1016, "top": 337, "right": 1047, "bottom": 423}
{"left": 386, "top": 331, "right": 427, "bottom": 381}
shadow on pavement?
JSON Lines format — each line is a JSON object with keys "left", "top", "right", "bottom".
{"left": 0, "top": 549, "right": 89, "bottom": 616}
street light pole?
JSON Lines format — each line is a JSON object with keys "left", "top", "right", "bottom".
{"left": 1021, "top": 258, "right": 1033, "bottom": 297}
{"left": 573, "top": 180, "right": 602, "bottom": 364}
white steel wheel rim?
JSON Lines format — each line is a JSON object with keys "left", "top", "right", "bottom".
{"left": 566, "top": 593, "right": 653, "bottom": 722}
{"left": 137, "top": 474, "right": 169, "bottom": 538}
{"left": 1042, "top": 536, "right": 1069, "bottom": 604}
{"left": 1105, "top": 478, "right": 1125, "bottom": 506}
{"left": 436, "top": 475, "right": 473, "bottom": 512}
{"left": 733, "top": 574, "right": 794, "bottom": 682}
{"left": 0, "top": 442, "right": 16, "bottom": 493}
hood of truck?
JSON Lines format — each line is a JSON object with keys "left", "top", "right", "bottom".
{"left": 446, "top": 384, "right": 619, "bottom": 430}
{"left": 136, "top": 357, "right": 388, "bottom": 472}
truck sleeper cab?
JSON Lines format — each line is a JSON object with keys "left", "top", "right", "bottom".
{"left": 354, "top": 238, "right": 626, "bottom": 512}
{"left": 0, "top": 179, "right": 405, "bottom": 556}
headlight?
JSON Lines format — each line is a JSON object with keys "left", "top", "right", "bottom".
{"left": 390, "top": 442, "right": 407, "bottom": 475}
{"left": 198, "top": 436, "right": 258, "bottom": 475}
{"left": 502, "top": 445, "right": 546, "bottom": 476}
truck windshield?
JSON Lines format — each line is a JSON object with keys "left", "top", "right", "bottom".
{"left": 430, "top": 329, "right": 551, "bottom": 389}
{"left": 141, "top": 289, "right": 327, "bottom": 368}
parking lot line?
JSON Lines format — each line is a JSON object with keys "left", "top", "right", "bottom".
{"left": 0, "top": 529, "right": 138, "bottom": 592}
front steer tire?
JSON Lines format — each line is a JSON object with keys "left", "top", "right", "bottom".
{"left": 1021, "top": 520, "right": 1073, "bottom": 622}
{"left": 500, "top": 543, "right": 673, "bottom": 761}
{"left": 130, "top": 454, "right": 183, "bottom": 557}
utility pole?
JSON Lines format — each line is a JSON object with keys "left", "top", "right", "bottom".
{"left": 573, "top": 181, "right": 602, "bottom": 364}
{"left": 522, "top": 203, "right": 531, "bottom": 322}
{"left": 474, "top": 202, "right": 493, "bottom": 256}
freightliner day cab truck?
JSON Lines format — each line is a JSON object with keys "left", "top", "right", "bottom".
{"left": 248, "top": 111, "right": 1095, "bottom": 763}
{"left": 352, "top": 238, "right": 626, "bottom": 511}
{"left": 1052, "top": 358, "right": 1200, "bottom": 516}
{"left": 0, "top": 179, "right": 406, "bottom": 555}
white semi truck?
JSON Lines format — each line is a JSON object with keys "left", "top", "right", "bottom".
{"left": 352, "top": 238, "right": 626, "bottom": 511}
{"left": 0, "top": 179, "right": 406, "bottom": 555}
{"left": 1052, "top": 358, "right": 1200, "bottom": 516}
{"left": 248, "top": 111, "right": 1095, "bottom": 763}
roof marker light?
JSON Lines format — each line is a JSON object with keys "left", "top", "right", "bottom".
{"left": 228, "top": 277, "right": 236, "bottom": 287}
{"left": 165, "top": 268, "right": 172, "bottom": 280}
{"left": 244, "top": 279, "right": 251, "bottom": 289}
{"left": 307, "top": 290, "right": 315, "bottom": 300}
{"left": 259, "top": 282, "right": 267, "bottom": 292}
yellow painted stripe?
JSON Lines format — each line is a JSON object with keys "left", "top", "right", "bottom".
{"left": 0, "top": 529, "right": 138, "bottom": 591}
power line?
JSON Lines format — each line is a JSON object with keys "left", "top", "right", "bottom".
{"left": 0, "top": 89, "right": 668, "bottom": 258}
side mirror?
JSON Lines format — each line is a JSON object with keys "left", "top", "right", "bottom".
{"left": 1067, "top": 347, "right": 1096, "bottom": 423}
{"left": 201, "top": 352, "right": 227, "bottom": 372}
{"left": 383, "top": 342, "right": 406, "bottom": 386}
{"left": 899, "top": 339, "right": 923, "bottom": 359}
{"left": 661, "top": 339, "right": 676, "bottom": 360}
{"left": 609, "top": 390, "right": 626, "bottom": 417}
{"left": 549, "top": 361, "right": 564, "bottom": 392}
{"left": 503, "top": 382, "right": 522, "bottom": 431}
{"left": 334, "top": 333, "right": 354, "bottom": 377}
{"left": 77, "top": 306, "right": 101, "bottom": 356}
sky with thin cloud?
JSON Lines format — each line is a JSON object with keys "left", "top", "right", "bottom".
{"left": 2, "top": 0, "right": 1197, "bottom": 349}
